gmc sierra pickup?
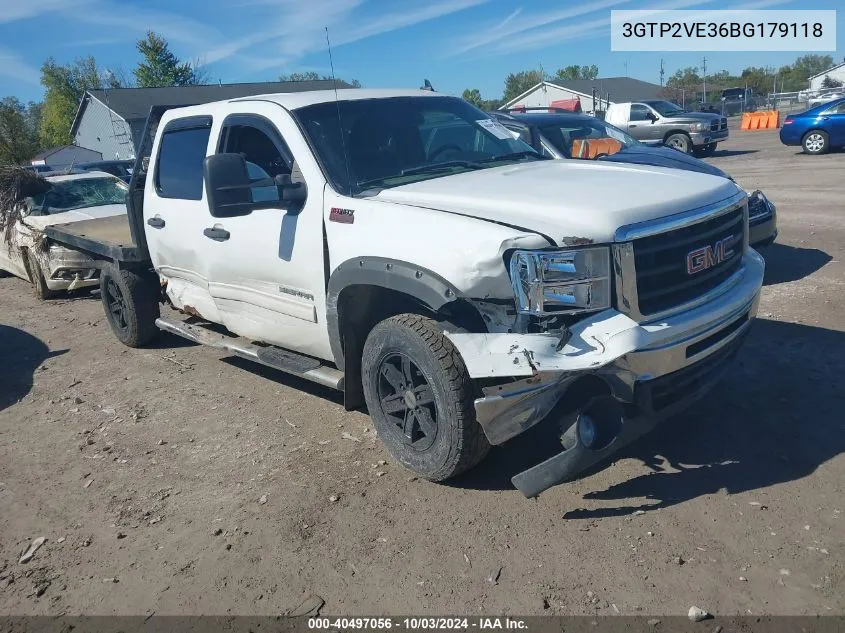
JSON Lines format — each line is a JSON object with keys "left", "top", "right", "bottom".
{"left": 45, "top": 89, "right": 764, "bottom": 497}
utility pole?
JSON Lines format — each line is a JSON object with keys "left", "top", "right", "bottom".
{"left": 702, "top": 56, "right": 707, "bottom": 104}
{"left": 660, "top": 59, "right": 665, "bottom": 86}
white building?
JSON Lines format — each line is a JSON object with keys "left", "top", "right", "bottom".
{"left": 501, "top": 77, "right": 666, "bottom": 114}
{"left": 808, "top": 61, "right": 845, "bottom": 91}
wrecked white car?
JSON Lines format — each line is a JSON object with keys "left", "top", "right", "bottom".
{"left": 43, "top": 91, "right": 764, "bottom": 497}
{"left": 0, "top": 170, "right": 127, "bottom": 299}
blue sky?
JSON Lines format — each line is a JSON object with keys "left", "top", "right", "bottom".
{"left": 0, "top": 0, "right": 841, "bottom": 103}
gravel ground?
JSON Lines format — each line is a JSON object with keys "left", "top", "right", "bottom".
{"left": 1, "top": 128, "right": 843, "bottom": 617}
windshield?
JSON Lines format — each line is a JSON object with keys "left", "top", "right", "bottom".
{"left": 644, "top": 100, "right": 687, "bottom": 116}
{"left": 29, "top": 176, "right": 128, "bottom": 214}
{"left": 293, "top": 96, "right": 544, "bottom": 195}
{"left": 540, "top": 118, "right": 639, "bottom": 159}
{"left": 721, "top": 88, "right": 746, "bottom": 100}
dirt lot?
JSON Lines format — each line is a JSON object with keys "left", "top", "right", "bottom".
{"left": 1, "top": 128, "right": 843, "bottom": 617}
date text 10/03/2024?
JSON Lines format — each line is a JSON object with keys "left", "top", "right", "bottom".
{"left": 308, "top": 618, "right": 529, "bottom": 630}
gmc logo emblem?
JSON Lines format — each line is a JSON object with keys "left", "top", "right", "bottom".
{"left": 686, "top": 235, "right": 734, "bottom": 275}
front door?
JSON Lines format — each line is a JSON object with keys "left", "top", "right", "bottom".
{"left": 202, "top": 103, "right": 331, "bottom": 360}
{"left": 628, "top": 103, "right": 660, "bottom": 144}
{"left": 822, "top": 101, "right": 845, "bottom": 146}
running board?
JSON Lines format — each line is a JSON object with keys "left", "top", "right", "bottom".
{"left": 155, "top": 317, "right": 344, "bottom": 390}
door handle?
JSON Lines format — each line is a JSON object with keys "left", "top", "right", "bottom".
{"left": 203, "top": 226, "right": 230, "bottom": 242}
{"left": 147, "top": 216, "right": 165, "bottom": 229}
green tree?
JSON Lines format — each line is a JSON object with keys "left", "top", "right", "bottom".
{"left": 822, "top": 75, "right": 843, "bottom": 89}
{"left": 462, "top": 88, "right": 483, "bottom": 107}
{"left": 554, "top": 65, "right": 598, "bottom": 81}
{"left": 134, "top": 31, "right": 202, "bottom": 88}
{"left": 279, "top": 72, "right": 361, "bottom": 87}
{"left": 666, "top": 66, "right": 701, "bottom": 94}
{"left": 0, "top": 97, "right": 41, "bottom": 166}
{"left": 39, "top": 56, "right": 107, "bottom": 147}
{"left": 503, "top": 69, "right": 544, "bottom": 103}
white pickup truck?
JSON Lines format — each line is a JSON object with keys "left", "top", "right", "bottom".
{"left": 45, "top": 89, "right": 764, "bottom": 497}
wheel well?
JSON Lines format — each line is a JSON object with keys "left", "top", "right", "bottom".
{"left": 336, "top": 284, "right": 487, "bottom": 410}
{"left": 801, "top": 128, "right": 827, "bottom": 140}
{"left": 663, "top": 129, "right": 691, "bottom": 143}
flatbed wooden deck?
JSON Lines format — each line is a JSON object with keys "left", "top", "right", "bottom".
{"left": 44, "top": 215, "right": 147, "bottom": 263}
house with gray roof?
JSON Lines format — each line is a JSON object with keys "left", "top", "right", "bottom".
{"left": 70, "top": 80, "right": 354, "bottom": 161}
{"left": 501, "top": 77, "right": 666, "bottom": 114}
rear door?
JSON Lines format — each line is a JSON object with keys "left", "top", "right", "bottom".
{"left": 143, "top": 115, "right": 220, "bottom": 322}
{"left": 202, "top": 103, "right": 331, "bottom": 359}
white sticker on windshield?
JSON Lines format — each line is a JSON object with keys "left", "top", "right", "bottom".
{"left": 476, "top": 118, "right": 513, "bottom": 140}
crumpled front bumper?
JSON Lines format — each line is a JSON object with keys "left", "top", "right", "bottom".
{"left": 446, "top": 249, "right": 764, "bottom": 497}
{"left": 44, "top": 245, "right": 102, "bottom": 291}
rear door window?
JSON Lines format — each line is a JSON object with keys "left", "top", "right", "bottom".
{"left": 155, "top": 119, "right": 212, "bottom": 200}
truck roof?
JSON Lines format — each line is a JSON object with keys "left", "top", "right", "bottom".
{"left": 164, "top": 88, "right": 443, "bottom": 119}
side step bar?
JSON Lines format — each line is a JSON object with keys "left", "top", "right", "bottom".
{"left": 155, "top": 317, "right": 344, "bottom": 391}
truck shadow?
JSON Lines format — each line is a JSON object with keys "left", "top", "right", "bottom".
{"left": 455, "top": 318, "right": 845, "bottom": 510}
{"left": 705, "top": 149, "right": 759, "bottom": 158}
{"left": 762, "top": 242, "right": 832, "bottom": 285}
{"left": 0, "top": 324, "right": 67, "bottom": 412}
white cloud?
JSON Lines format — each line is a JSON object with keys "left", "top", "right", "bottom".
{"left": 0, "top": 46, "right": 41, "bottom": 85}
{"left": 447, "top": 0, "right": 630, "bottom": 57}
{"left": 0, "top": 0, "right": 90, "bottom": 23}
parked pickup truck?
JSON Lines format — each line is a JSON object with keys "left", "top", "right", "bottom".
{"left": 44, "top": 89, "right": 764, "bottom": 497}
{"left": 605, "top": 100, "right": 729, "bottom": 156}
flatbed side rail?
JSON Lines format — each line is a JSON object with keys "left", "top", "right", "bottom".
{"left": 43, "top": 216, "right": 147, "bottom": 263}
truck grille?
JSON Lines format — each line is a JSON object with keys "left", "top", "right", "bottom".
{"left": 632, "top": 204, "right": 745, "bottom": 316}
{"left": 710, "top": 119, "right": 721, "bottom": 132}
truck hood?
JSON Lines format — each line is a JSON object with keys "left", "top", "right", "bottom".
{"left": 374, "top": 160, "right": 742, "bottom": 245}
{"left": 661, "top": 111, "right": 722, "bottom": 123}
{"left": 598, "top": 145, "right": 730, "bottom": 179}
{"left": 24, "top": 204, "right": 126, "bottom": 231}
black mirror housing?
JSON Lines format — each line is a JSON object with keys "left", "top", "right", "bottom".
{"left": 204, "top": 153, "right": 254, "bottom": 218}
{"left": 204, "top": 154, "right": 308, "bottom": 218}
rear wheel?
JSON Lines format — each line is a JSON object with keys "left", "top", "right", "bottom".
{"left": 802, "top": 130, "right": 829, "bottom": 155}
{"left": 665, "top": 133, "right": 692, "bottom": 153}
{"left": 26, "top": 250, "right": 57, "bottom": 301}
{"left": 100, "top": 263, "right": 160, "bottom": 347}
{"left": 361, "top": 313, "right": 490, "bottom": 481}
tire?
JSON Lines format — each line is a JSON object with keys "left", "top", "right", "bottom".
{"left": 99, "top": 263, "right": 160, "bottom": 347}
{"left": 361, "top": 313, "right": 490, "bottom": 481}
{"left": 665, "top": 133, "right": 691, "bottom": 154}
{"left": 694, "top": 142, "right": 717, "bottom": 157}
{"left": 802, "top": 130, "right": 829, "bottom": 155}
{"left": 26, "top": 250, "right": 58, "bottom": 300}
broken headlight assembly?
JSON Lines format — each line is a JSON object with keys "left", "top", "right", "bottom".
{"left": 509, "top": 247, "right": 611, "bottom": 315}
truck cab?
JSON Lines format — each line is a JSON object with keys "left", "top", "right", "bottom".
{"left": 45, "top": 89, "right": 764, "bottom": 497}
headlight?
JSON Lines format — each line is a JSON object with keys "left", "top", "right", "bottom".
{"left": 747, "top": 190, "right": 772, "bottom": 220}
{"left": 509, "top": 247, "right": 611, "bottom": 315}
{"left": 690, "top": 122, "right": 705, "bottom": 132}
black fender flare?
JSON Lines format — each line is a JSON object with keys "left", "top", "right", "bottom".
{"left": 326, "top": 256, "right": 462, "bottom": 368}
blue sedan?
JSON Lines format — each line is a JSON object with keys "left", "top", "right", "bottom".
{"left": 780, "top": 97, "right": 845, "bottom": 154}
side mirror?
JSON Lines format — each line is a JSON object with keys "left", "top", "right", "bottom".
{"left": 204, "top": 153, "right": 254, "bottom": 218}
{"left": 204, "top": 153, "right": 307, "bottom": 218}
{"left": 647, "top": 112, "right": 658, "bottom": 122}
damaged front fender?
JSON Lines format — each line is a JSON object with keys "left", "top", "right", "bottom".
{"left": 445, "top": 309, "right": 646, "bottom": 444}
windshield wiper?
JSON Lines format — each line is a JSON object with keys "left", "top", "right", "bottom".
{"left": 478, "top": 151, "right": 546, "bottom": 164}
{"left": 400, "top": 160, "right": 483, "bottom": 176}
{"left": 356, "top": 160, "right": 483, "bottom": 190}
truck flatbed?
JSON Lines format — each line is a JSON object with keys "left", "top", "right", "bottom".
{"left": 44, "top": 215, "right": 148, "bottom": 263}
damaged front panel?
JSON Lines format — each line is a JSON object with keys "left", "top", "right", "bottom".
{"left": 445, "top": 309, "right": 647, "bottom": 445}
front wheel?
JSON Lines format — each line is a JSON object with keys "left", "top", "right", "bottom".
{"left": 26, "top": 250, "right": 57, "bottom": 300}
{"left": 665, "top": 133, "right": 691, "bottom": 154}
{"left": 361, "top": 313, "right": 490, "bottom": 481}
{"left": 802, "top": 130, "right": 829, "bottom": 155}
{"left": 99, "top": 263, "right": 160, "bottom": 347}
